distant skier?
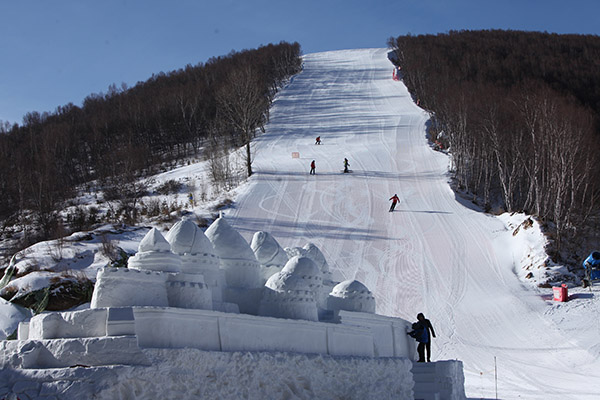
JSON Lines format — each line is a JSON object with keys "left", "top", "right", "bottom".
{"left": 389, "top": 194, "right": 400, "bottom": 212}
{"left": 343, "top": 158, "right": 349, "bottom": 173}
{"left": 310, "top": 160, "right": 316, "bottom": 175}
{"left": 315, "top": 136, "right": 321, "bottom": 145}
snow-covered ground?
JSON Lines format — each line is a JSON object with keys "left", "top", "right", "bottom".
{"left": 1, "top": 48, "right": 600, "bottom": 399}
{"left": 222, "top": 48, "right": 600, "bottom": 399}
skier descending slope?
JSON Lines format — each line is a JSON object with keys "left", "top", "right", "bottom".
{"left": 389, "top": 194, "right": 400, "bottom": 212}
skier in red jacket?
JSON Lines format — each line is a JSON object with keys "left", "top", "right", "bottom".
{"left": 389, "top": 194, "right": 400, "bottom": 212}
{"left": 310, "top": 160, "right": 316, "bottom": 175}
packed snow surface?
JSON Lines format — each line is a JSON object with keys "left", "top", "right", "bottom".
{"left": 2, "top": 48, "right": 600, "bottom": 399}
{"left": 223, "top": 48, "right": 600, "bottom": 399}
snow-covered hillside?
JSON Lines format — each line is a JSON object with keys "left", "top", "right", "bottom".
{"left": 223, "top": 48, "right": 600, "bottom": 399}
{"left": 2, "top": 48, "right": 600, "bottom": 399}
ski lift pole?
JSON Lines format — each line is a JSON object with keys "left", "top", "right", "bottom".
{"left": 494, "top": 356, "right": 498, "bottom": 400}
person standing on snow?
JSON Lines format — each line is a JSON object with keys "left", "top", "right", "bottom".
{"left": 417, "top": 313, "right": 436, "bottom": 362}
{"left": 389, "top": 194, "right": 400, "bottom": 212}
{"left": 407, "top": 320, "right": 429, "bottom": 362}
{"left": 343, "top": 158, "right": 350, "bottom": 173}
{"left": 310, "top": 160, "right": 316, "bottom": 175}
{"left": 315, "top": 136, "right": 321, "bottom": 145}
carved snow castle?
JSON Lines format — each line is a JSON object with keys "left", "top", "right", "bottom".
{"left": 5, "top": 216, "right": 465, "bottom": 399}
{"left": 89, "top": 216, "right": 379, "bottom": 327}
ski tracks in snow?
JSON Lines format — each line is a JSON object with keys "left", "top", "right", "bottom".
{"left": 228, "top": 48, "right": 600, "bottom": 399}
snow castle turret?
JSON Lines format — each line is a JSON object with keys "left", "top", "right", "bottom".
{"left": 165, "top": 218, "right": 221, "bottom": 310}
{"left": 128, "top": 228, "right": 182, "bottom": 273}
{"left": 302, "top": 243, "right": 328, "bottom": 273}
{"left": 328, "top": 280, "right": 376, "bottom": 313}
{"left": 251, "top": 231, "right": 289, "bottom": 285}
{"left": 91, "top": 228, "right": 181, "bottom": 308}
{"left": 205, "top": 216, "right": 262, "bottom": 314}
{"left": 259, "top": 256, "right": 321, "bottom": 321}
{"left": 285, "top": 243, "right": 334, "bottom": 317}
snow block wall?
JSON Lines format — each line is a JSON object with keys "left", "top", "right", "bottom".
{"left": 0, "top": 336, "right": 150, "bottom": 369}
{"left": 27, "top": 308, "right": 108, "bottom": 339}
{"left": 338, "top": 310, "right": 414, "bottom": 359}
{"left": 0, "top": 348, "right": 414, "bottom": 400}
{"left": 133, "top": 307, "right": 377, "bottom": 357}
{"left": 20, "top": 306, "right": 389, "bottom": 359}
{"left": 91, "top": 267, "right": 169, "bottom": 308}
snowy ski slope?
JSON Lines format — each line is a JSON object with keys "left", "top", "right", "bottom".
{"left": 227, "top": 48, "right": 600, "bottom": 399}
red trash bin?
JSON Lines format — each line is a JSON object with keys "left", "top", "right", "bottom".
{"left": 552, "top": 284, "right": 568, "bottom": 302}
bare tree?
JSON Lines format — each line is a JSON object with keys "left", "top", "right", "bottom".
{"left": 216, "top": 66, "right": 269, "bottom": 177}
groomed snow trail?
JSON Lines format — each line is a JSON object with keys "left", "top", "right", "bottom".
{"left": 228, "top": 48, "right": 600, "bottom": 399}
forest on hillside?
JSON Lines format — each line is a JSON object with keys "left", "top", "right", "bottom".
{"left": 388, "top": 30, "right": 600, "bottom": 260}
{"left": 0, "top": 41, "right": 302, "bottom": 248}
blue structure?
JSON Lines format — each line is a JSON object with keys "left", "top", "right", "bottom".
{"left": 582, "top": 251, "right": 600, "bottom": 287}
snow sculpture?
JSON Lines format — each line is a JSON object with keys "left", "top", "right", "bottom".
{"left": 328, "top": 280, "right": 376, "bottom": 313}
{"left": 92, "top": 228, "right": 183, "bottom": 309}
{"left": 92, "top": 227, "right": 214, "bottom": 310}
{"left": 165, "top": 272, "right": 212, "bottom": 311}
{"left": 302, "top": 242, "right": 335, "bottom": 296}
{"left": 205, "top": 216, "right": 262, "bottom": 314}
{"left": 128, "top": 228, "right": 182, "bottom": 273}
{"left": 284, "top": 243, "right": 329, "bottom": 270}
{"left": 285, "top": 243, "right": 334, "bottom": 316}
{"left": 251, "top": 231, "right": 289, "bottom": 285}
{"left": 284, "top": 245, "right": 304, "bottom": 259}
{"left": 14, "top": 215, "right": 428, "bottom": 376}
{"left": 302, "top": 243, "right": 329, "bottom": 274}
{"left": 259, "top": 256, "right": 321, "bottom": 321}
{"left": 126, "top": 228, "right": 214, "bottom": 309}
{"left": 91, "top": 267, "right": 169, "bottom": 308}
{"left": 165, "top": 218, "right": 221, "bottom": 309}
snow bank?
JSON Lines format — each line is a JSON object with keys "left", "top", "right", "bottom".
{"left": 1, "top": 271, "right": 55, "bottom": 298}
{"left": 0, "top": 298, "right": 31, "bottom": 340}
{"left": 0, "top": 348, "right": 414, "bottom": 400}
{"left": 497, "top": 212, "right": 575, "bottom": 286}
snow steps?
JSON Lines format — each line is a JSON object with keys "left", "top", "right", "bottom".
{"left": 411, "top": 360, "right": 466, "bottom": 400}
{"left": 412, "top": 362, "right": 440, "bottom": 400}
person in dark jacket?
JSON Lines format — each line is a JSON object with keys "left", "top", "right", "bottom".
{"left": 310, "top": 160, "right": 316, "bottom": 175}
{"left": 407, "top": 320, "right": 428, "bottom": 362}
{"left": 343, "top": 158, "right": 349, "bottom": 173}
{"left": 417, "top": 313, "right": 436, "bottom": 362}
{"left": 389, "top": 194, "right": 400, "bottom": 212}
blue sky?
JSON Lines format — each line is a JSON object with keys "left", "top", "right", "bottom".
{"left": 1, "top": 0, "right": 599, "bottom": 126}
